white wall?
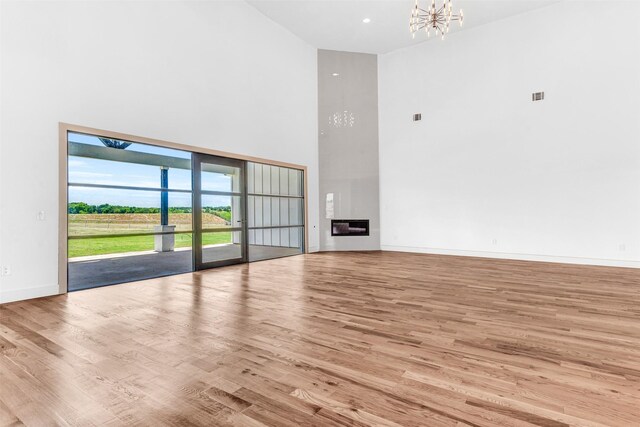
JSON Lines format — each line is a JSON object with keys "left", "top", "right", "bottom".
{"left": 318, "top": 50, "right": 380, "bottom": 251}
{"left": 379, "top": 1, "right": 640, "bottom": 267}
{"left": 0, "top": 0, "right": 319, "bottom": 303}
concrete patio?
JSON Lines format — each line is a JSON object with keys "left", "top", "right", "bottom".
{"left": 68, "top": 244, "right": 301, "bottom": 291}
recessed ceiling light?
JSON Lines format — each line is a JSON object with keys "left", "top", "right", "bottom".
{"left": 362, "top": 18, "right": 371, "bottom": 23}
{"left": 332, "top": 73, "right": 339, "bottom": 77}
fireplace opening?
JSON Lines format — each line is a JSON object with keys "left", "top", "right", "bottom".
{"left": 331, "top": 219, "right": 369, "bottom": 237}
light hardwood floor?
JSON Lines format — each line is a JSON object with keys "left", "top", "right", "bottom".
{"left": 1, "top": 251, "right": 639, "bottom": 426}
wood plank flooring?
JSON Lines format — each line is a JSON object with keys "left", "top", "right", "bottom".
{"left": 1, "top": 251, "right": 639, "bottom": 426}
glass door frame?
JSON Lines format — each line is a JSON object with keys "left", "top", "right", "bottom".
{"left": 59, "top": 122, "right": 308, "bottom": 295}
{"left": 192, "top": 153, "right": 248, "bottom": 270}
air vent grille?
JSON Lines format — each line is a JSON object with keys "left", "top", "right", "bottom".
{"left": 532, "top": 92, "right": 545, "bottom": 102}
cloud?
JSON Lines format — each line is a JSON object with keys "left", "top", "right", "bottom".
{"left": 68, "top": 159, "right": 88, "bottom": 168}
{"left": 69, "top": 171, "right": 114, "bottom": 180}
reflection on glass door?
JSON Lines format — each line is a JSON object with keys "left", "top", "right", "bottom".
{"left": 246, "top": 162, "right": 305, "bottom": 261}
{"left": 192, "top": 153, "right": 246, "bottom": 269}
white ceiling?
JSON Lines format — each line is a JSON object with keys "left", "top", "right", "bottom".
{"left": 247, "top": 0, "right": 561, "bottom": 54}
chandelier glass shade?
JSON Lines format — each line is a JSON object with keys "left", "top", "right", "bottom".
{"left": 409, "top": 0, "right": 464, "bottom": 40}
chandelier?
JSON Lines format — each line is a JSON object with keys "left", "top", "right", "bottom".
{"left": 409, "top": 0, "right": 464, "bottom": 40}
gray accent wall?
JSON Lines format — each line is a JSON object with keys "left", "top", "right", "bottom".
{"left": 318, "top": 50, "right": 380, "bottom": 251}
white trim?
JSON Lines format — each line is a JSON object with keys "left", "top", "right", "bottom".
{"left": 0, "top": 284, "right": 61, "bottom": 305}
{"left": 380, "top": 245, "right": 640, "bottom": 269}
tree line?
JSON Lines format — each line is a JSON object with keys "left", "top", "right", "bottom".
{"left": 68, "top": 202, "right": 231, "bottom": 215}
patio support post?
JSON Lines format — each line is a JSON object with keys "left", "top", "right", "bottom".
{"left": 154, "top": 166, "right": 175, "bottom": 252}
{"left": 160, "top": 166, "right": 169, "bottom": 226}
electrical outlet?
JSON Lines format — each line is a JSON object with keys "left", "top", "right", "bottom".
{"left": 492, "top": 239, "right": 498, "bottom": 245}
{"left": 619, "top": 244, "right": 626, "bottom": 252}
{"left": 1, "top": 266, "right": 11, "bottom": 276}
{"left": 37, "top": 210, "right": 46, "bottom": 221}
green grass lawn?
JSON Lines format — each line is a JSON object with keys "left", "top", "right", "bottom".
{"left": 68, "top": 232, "right": 231, "bottom": 258}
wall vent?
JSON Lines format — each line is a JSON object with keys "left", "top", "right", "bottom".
{"left": 413, "top": 113, "right": 422, "bottom": 121}
{"left": 532, "top": 92, "right": 545, "bottom": 102}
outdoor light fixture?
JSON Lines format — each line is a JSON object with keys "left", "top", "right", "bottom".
{"left": 99, "top": 137, "right": 131, "bottom": 149}
{"left": 409, "top": 0, "right": 464, "bottom": 40}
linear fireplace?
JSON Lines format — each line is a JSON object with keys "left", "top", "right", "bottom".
{"left": 331, "top": 219, "right": 370, "bottom": 237}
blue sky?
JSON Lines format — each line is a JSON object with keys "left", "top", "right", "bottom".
{"left": 68, "top": 133, "right": 231, "bottom": 208}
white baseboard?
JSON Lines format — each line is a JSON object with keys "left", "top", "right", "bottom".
{"left": 307, "top": 246, "right": 320, "bottom": 253}
{"left": 380, "top": 245, "right": 640, "bottom": 269}
{"left": 0, "top": 284, "right": 60, "bottom": 304}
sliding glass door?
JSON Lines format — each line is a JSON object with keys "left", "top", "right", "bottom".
{"left": 192, "top": 153, "right": 247, "bottom": 269}
{"left": 247, "top": 162, "right": 305, "bottom": 261}
{"left": 66, "top": 129, "right": 305, "bottom": 291}
{"left": 66, "top": 132, "right": 194, "bottom": 290}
